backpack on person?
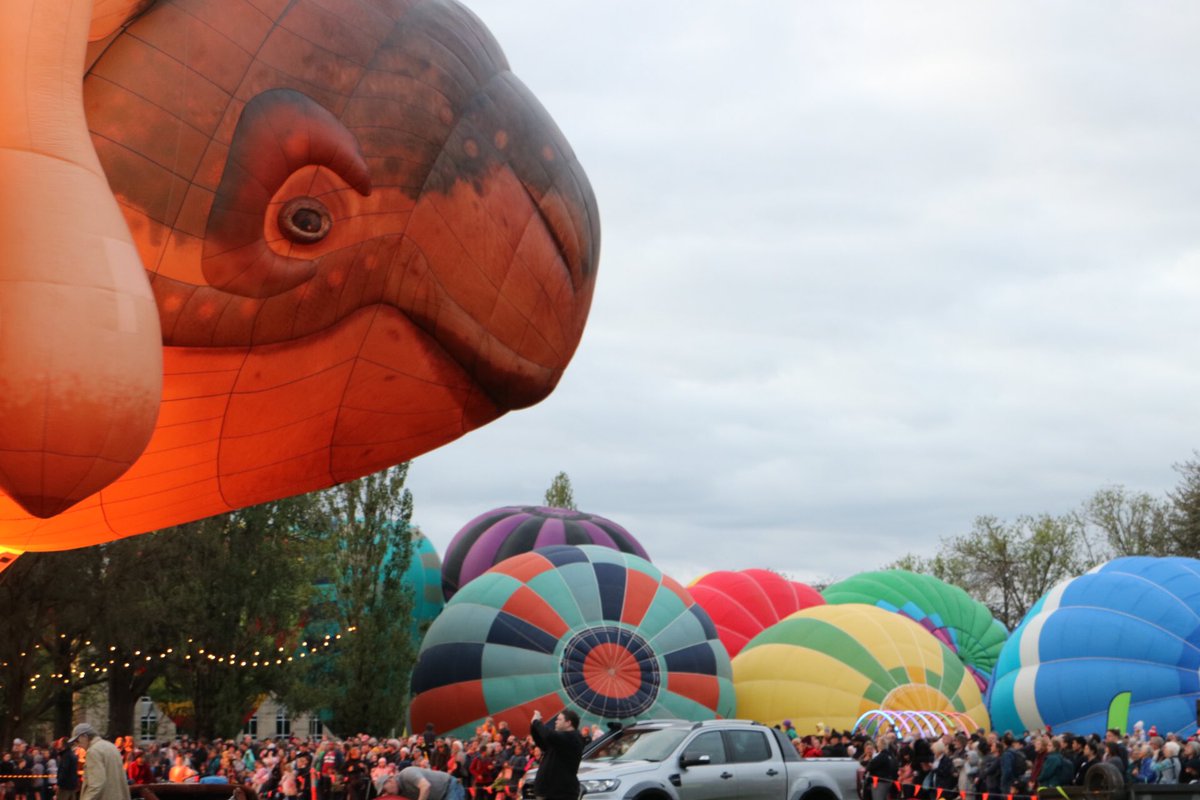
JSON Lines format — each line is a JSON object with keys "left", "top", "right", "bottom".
{"left": 1010, "top": 749, "right": 1028, "bottom": 781}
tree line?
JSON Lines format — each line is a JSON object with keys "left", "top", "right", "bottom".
{"left": 0, "top": 465, "right": 419, "bottom": 746}
{"left": 885, "top": 454, "right": 1200, "bottom": 630}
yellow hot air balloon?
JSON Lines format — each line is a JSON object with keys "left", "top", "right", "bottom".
{"left": 733, "top": 604, "right": 989, "bottom": 734}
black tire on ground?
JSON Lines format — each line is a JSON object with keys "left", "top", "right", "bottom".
{"left": 1084, "top": 762, "right": 1125, "bottom": 795}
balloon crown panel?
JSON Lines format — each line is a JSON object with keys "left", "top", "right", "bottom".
{"left": 0, "top": 0, "right": 598, "bottom": 559}
{"left": 410, "top": 545, "right": 734, "bottom": 738}
{"left": 441, "top": 506, "right": 650, "bottom": 600}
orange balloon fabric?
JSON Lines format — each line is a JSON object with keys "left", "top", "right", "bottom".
{"left": 0, "top": 0, "right": 162, "bottom": 520}
{"left": 0, "top": 0, "right": 599, "bottom": 558}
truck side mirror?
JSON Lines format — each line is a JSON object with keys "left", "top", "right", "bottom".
{"left": 679, "top": 754, "right": 711, "bottom": 769}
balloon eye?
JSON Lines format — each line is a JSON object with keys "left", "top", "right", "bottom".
{"left": 278, "top": 197, "right": 332, "bottom": 244}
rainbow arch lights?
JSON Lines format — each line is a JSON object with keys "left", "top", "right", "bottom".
{"left": 853, "top": 709, "right": 981, "bottom": 738}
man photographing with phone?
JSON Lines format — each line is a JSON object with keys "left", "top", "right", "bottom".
{"left": 529, "top": 709, "right": 584, "bottom": 800}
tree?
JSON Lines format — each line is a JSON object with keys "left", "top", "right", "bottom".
{"left": 543, "top": 471, "right": 577, "bottom": 510}
{"left": 881, "top": 551, "right": 971, "bottom": 588}
{"left": 883, "top": 513, "right": 1091, "bottom": 630}
{"left": 1080, "top": 486, "right": 1174, "bottom": 559}
{"left": 295, "top": 464, "right": 418, "bottom": 736}
{"left": 150, "top": 494, "right": 325, "bottom": 739}
{"left": 92, "top": 530, "right": 226, "bottom": 737}
{"left": 0, "top": 547, "right": 110, "bottom": 744}
{"left": 1169, "top": 455, "right": 1200, "bottom": 558}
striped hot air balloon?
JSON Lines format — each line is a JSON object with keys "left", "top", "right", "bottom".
{"left": 990, "top": 556, "right": 1200, "bottom": 737}
{"left": 407, "top": 530, "right": 445, "bottom": 639}
{"left": 822, "top": 570, "right": 1008, "bottom": 692}
{"left": 733, "top": 604, "right": 989, "bottom": 734}
{"left": 441, "top": 506, "right": 650, "bottom": 600}
{"left": 410, "top": 545, "right": 734, "bottom": 738}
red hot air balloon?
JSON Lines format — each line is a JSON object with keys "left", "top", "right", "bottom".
{"left": 689, "top": 569, "right": 825, "bottom": 657}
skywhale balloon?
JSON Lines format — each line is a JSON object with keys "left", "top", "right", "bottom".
{"left": 0, "top": 0, "right": 599, "bottom": 567}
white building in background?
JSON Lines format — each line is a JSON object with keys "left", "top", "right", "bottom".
{"left": 75, "top": 689, "right": 329, "bottom": 742}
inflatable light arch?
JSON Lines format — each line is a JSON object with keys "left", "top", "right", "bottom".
{"left": 853, "top": 709, "right": 981, "bottom": 739}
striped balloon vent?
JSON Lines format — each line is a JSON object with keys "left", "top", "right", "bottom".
{"left": 410, "top": 545, "right": 734, "bottom": 738}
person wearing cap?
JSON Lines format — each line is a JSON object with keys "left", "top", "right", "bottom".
{"left": 68, "top": 724, "right": 129, "bottom": 800}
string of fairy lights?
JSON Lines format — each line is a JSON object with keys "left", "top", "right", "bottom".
{"left": 0, "top": 626, "right": 358, "bottom": 691}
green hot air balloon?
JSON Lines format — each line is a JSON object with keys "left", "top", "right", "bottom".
{"left": 822, "top": 570, "right": 1008, "bottom": 692}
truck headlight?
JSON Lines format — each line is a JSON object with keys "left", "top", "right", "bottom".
{"left": 580, "top": 779, "right": 621, "bottom": 794}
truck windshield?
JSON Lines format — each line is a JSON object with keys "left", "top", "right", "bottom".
{"left": 588, "top": 728, "right": 690, "bottom": 763}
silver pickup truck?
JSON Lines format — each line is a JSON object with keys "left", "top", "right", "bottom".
{"left": 524, "top": 719, "right": 861, "bottom": 800}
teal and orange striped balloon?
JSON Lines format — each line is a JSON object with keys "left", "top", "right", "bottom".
{"left": 409, "top": 545, "right": 735, "bottom": 737}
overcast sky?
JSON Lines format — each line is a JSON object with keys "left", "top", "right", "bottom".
{"left": 407, "top": 2, "right": 1200, "bottom": 586}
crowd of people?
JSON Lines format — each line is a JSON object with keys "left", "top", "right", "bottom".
{"left": 4, "top": 718, "right": 1200, "bottom": 800}
{"left": 836, "top": 724, "right": 1200, "bottom": 798}
{"left": 0, "top": 714, "right": 589, "bottom": 800}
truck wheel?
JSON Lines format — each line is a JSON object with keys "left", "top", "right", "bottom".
{"left": 634, "top": 791, "right": 672, "bottom": 800}
{"left": 801, "top": 788, "right": 840, "bottom": 800}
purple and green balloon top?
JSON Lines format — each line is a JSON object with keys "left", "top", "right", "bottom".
{"left": 441, "top": 506, "right": 650, "bottom": 600}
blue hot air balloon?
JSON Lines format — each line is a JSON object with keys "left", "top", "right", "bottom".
{"left": 990, "top": 556, "right": 1200, "bottom": 737}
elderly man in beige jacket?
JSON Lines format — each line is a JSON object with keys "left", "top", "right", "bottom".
{"left": 68, "top": 724, "right": 131, "bottom": 800}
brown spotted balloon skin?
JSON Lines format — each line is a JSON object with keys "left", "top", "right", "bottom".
{"left": 0, "top": 0, "right": 597, "bottom": 553}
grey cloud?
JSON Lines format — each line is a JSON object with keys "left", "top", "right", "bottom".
{"left": 407, "top": 1, "right": 1200, "bottom": 587}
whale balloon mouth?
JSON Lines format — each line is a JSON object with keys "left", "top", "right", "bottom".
{"left": 196, "top": 302, "right": 502, "bottom": 510}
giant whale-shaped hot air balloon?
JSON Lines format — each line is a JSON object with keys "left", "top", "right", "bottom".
{"left": 0, "top": 0, "right": 599, "bottom": 568}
